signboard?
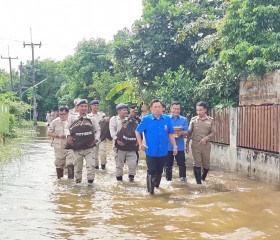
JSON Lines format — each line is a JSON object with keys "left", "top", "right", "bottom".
{"left": 0, "top": 102, "right": 9, "bottom": 134}
{"left": 239, "top": 70, "right": 280, "bottom": 106}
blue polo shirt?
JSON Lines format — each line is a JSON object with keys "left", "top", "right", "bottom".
{"left": 136, "top": 113, "right": 174, "bottom": 157}
{"left": 168, "top": 115, "right": 188, "bottom": 151}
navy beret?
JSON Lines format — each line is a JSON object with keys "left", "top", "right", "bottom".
{"left": 116, "top": 103, "right": 128, "bottom": 110}
{"left": 130, "top": 104, "right": 138, "bottom": 110}
{"left": 90, "top": 100, "right": 99, "bottom": 105}
{"left": 76, "top": 99, "right": 88, "bottom": 106}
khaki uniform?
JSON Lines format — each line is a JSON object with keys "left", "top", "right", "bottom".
{"left": 48, "top": 118, "right": 74, "bottom": 168}
{"left": 188, "top": 115, "right": 215, "bottom": 169}
{"left": 109, "top": 115, "right": 137, "bottom": 179}
{"left": 65, "top": 114, "right": 101, "bottom": 182}
{"left": 88, "top": 112, "right": 107, "bottom": 168}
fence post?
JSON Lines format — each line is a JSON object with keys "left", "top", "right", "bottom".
{"left": 229, "top": 107, "right": 238, "bottom": 170}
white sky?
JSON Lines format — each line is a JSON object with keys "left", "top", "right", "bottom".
{"left": 0, "top": 0, "right": 142, "bottom": 71}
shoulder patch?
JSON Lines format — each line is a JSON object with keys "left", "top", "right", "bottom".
{"left": 207, "top": 116, "right": 213, "bottom": 120}
{"left": 191, "top": 116, "right": 198, "bottom": 120}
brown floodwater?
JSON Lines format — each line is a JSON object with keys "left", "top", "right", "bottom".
{"left": 0, "top": 125, "right": 280, "bottom": 240}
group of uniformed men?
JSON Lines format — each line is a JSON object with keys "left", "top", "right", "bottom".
{"left": 47, "top": 98, "right": 215, "bottom": 194}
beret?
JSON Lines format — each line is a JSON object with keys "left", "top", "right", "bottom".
{"left": 130, "top": 104, "right": 138, "bottom": 110}
{"left": 90, "top": 100, "right": 99, "bottom": 105}
{"left": 76, "top": 99, "right": 88, "bottom": 106}
{"left": 116, "top": 103, "right": 128, "bottom": 110}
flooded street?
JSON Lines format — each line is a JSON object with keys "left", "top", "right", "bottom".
{"left": 1, "top": 126, "right": 280, "bottom": 240}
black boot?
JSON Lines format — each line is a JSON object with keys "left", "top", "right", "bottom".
{"left": 154, "top": 175, "right": 162, "bottom": 188}
{"left": 194, "top": 167, "right": 202, "bottom": 184}
{"left": 56, "top": 168, "right": 64, "bottom": 179}
{"left": 202, "top": 168, "right": 209, "bottom": 181}
{"left": 116, "top": 176, "right": 123, "bottom": 181}
{"left": 147, "top": 175, "right": 156, "bottom": 195}
{"left": 101, "top": 164, "right": 106, "bottom": 170}
{"left": 67, "top": 165, "right": 74, "bottom": 179}
{"left": 129, "top": 175, "right": 134, "bottom": 182}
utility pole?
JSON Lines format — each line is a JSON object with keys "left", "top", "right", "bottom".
{"left": 19, "top": 62, "right": 24, "bottom": 127}
{"left": 23, "top": 29, "right": 41, "bottom": 125}
{"left": 1, "top": 46, "right": 18, "bottom": 91}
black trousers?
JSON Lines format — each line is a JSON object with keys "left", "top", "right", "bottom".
{"left": 166, "top": 151, "right": 186, "bottom": 179}
{"left": 146, "top": 155, "right": 168, "bottom": 175}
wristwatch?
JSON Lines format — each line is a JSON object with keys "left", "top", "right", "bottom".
{"left": 173, "top": 145, "right": 178, "bottom": 148}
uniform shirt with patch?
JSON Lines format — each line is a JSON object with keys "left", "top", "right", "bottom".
{"left": 48, "top": 117, "right": 68, "bottom": 149}
{"left": 109, "top": 115, "right": 126, "bottom": 141}
{"left": 188, "top": 115, "right": 215, "bottom": 142}
{"left": 87, "top": 111, "right": 106, "bottom": 123}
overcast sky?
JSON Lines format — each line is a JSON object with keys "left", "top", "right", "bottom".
{"left": 0, "top": 0, "right": 142, "bottom": 71}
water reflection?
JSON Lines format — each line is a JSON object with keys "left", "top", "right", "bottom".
{"left": 0, "top": 126, "right": 280, "bottom": 239}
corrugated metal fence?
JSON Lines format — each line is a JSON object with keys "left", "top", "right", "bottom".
{"left": 209, "top": 106, "right": 280, "bottom": 153}
{"left": 209, "top": 108, "right": 230, "bottom": 145}
{"left": 238, "top": 105, "right": 279, "bottom": 153}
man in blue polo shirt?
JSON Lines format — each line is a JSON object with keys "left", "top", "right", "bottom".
{"left": 166, "top": 101, "right": 188, "bottom": 182}
{"left": 135, "top": 99, "right": 178, "bottom": 195}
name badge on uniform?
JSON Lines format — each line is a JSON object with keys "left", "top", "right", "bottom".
{"left": 164, "top": 125, "right": 168, "bottom": 131}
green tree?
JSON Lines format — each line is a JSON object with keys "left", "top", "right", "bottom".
{"left": 219, "top": 0, "right": 280, "bottom": 79}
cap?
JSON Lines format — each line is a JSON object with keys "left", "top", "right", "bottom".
{"left": 116, "top": 103, "right": 128, "bottom": 110}
{"left": 130, "top": 104, "right": 138, "bottom": 111}
{"left": 90, "top": 100, "right": 99, "bottom": 105}
{"left": 76, "top": 99, "right": 88, "bottom": 106}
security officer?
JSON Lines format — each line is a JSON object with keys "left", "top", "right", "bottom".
{"left": 68, "top": 98, "right": 80, "bottom": 119}
{"left": 109, "top": 103, "right": 137, "bottom": 182}
{"left": 186, "top": 101, "right": 215, "bottom": 184}
{"left": 129, "top": 105, "right": 141, "bottom": 124}
{"left": 65, "top": 99, "right": 100, "bottom": 184}
{"left": 88, "top": 100, "right": 107, "bottom": 170}
{"left": 48, "top": 106, "right": 74, "bottom": 179}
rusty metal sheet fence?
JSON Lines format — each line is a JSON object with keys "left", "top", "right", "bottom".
{"left": 238, "top": 105, "right": 279, "bottom": 153}
{"left": 209, "top": 108, "right": 230, "bottom": 145}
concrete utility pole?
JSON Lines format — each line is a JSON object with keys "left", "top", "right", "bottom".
{"left": 19, "top": 61, "right": 24, "bottom": 127}
{"left": 1, "top": 46, "right": 18, "bottom": 91}
{"left": 23, "top": 29, "right": 42, "bottom": 126}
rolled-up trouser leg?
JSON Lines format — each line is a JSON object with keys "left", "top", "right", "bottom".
{"left": 74, "top": 150, "right": 84, "bottom": 182}
{"left": 84, "top": 148, "right": 95, "bottom": 181}
{"left": 116, "top": 149, "right": 125, "bottom": 177}
{"left": 165, "top": 151, "right": 174, "bottom": 180}
{"left": 126, "top": 151, "right": 137, "bottom": 176}
{"left": 99, "top": 140, "right": 107, "bottom": 166}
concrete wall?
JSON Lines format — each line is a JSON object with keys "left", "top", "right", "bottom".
{"left": 209, "top": 108, "right": 280, "bottom": 185}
